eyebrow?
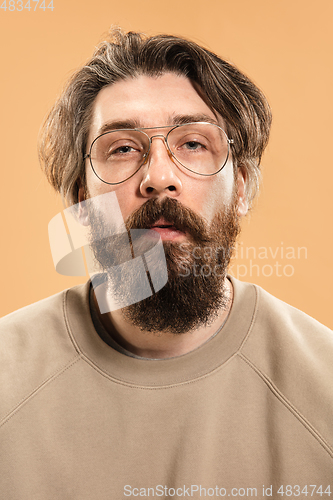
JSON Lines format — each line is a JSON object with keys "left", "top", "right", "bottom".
{"left": 99, "top": 119, "right": 141, "bottom": 135}
{"left": 97, "top": 113, "right": 220, "bottom": 137}
{"left": 170, "top": 113, "right": 219, "bottom": 126}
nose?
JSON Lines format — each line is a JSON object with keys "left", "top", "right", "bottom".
{"left": 139, "top": 136, "right": 183, "bottom": 198}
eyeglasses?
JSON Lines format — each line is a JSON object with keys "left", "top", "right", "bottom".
{"left": 84, "top": 121, "right": 233, "bottom": 185}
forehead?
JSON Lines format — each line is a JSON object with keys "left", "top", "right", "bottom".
{"left": 88, "top": 73, "right": 222, "bottom": 141}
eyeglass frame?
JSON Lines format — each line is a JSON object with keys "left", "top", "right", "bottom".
{"left": 84, "top": 121, "right": 234, "bottom": 186}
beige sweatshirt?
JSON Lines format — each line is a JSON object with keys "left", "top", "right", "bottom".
{"left": 0, "top": 277, "right": 332, "bottom": 499}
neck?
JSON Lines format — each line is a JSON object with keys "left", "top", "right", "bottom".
{"left": 93, "top": 277, "right": 233, "bottom": 359}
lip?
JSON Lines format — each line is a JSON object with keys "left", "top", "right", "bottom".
{"left": 150, "top": 218, "right": 186, "bottom": 241}
{"left": 150, "top": 218, "right": 174, "bottom": 228}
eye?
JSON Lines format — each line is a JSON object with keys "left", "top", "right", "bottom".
{"left": 183, "top": 140, "right": 206, "bottom": 151}
{"left": 104, "top": 142, "right": 142, "bottom": 160}
{"left": 112, "top": 145, "right": 137, "bottom": 155}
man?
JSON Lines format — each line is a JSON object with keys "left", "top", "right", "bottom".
{"left": 1, "top": 29, "right": 332, "bottom": 499}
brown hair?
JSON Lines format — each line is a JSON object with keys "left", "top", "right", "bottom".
{"left": 39, "top": 28, "right": 272, "bottom": 206}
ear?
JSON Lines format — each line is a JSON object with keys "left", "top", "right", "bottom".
{"left": 236, "top": 168, "right": 249, "bottom": 217}
{"left": 77, "top": 179, "right": 90, "bottom": 226}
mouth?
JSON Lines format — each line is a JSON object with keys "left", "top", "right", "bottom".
{"left": 149, "top": 218, "right": 187, "bottom": 241}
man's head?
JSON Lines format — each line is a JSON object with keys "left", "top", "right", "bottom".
{"left": 40, "top": 29, "right": 272, "bottom": 334}
{"left": 39, "top": 28, "right": 271, "bottom": 208}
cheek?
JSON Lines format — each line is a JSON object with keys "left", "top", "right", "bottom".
{"left": 86, "top": 163, "right": 121, "bottom": 198}
{"left": 104, "top": 180, "right": 144, "bottom": 221}
{"left": 189, "top": 172, "right": 235, "bottom": 221}
{"left": 85, "top": 162, "right": 143, "bottom": 221}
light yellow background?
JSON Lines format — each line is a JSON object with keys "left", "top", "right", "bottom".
{"left": 0, "top": 0, "right": 332, "bottom": 327}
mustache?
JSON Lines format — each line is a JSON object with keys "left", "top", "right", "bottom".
{"left": 124, "top": 197, "right": 212, "bottom": 244}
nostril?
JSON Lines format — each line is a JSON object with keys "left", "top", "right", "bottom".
{"left": 145, "top": 185, "right": 176, "bottom": 194}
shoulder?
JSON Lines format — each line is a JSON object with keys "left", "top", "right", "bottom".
{"left": 0, "top": 283, "right": 90, "bottom": 425}
{"left": 230, "top": 276, "right": 332, "bottom": 338}
{"left": 0, "top": 282, "right": 91, "bottom": 330}
{"left": 231, "top": 276, "right": 333, "bottom": 370}
{"left": 1, "top": 288, "right": 67, "bottom": 331}
{"left": 231, "top": 277, "right": 333, "bottom": 445}
{"left": 258, "top": 282, "right": 330, "bottom": 335}
{"left": 239, "top": 278, "right": 333, "bottom": 380}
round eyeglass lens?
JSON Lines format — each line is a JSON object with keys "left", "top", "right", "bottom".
{"left": 89, "top": 129, "right": 150, "bottom": 184}
{"left": 167, "top": 122, "right": 230, "bottom": 176}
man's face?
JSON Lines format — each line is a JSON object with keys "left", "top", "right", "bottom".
{"left": 81, "top": 73, "right": 248, "bottom": 334}
{"left": 83, "top": 72, "right": 248, "bottom": 226}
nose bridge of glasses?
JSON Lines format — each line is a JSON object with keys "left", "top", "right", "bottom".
{"left": 149, "top": 133, "right": 168, "bottom": 145}
{"left": 143, "top": 133, "right": 171, "bottom": 161}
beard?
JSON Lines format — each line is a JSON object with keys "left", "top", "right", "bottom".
{"left": 87, "top": 194, "right": 240, "bottom": 335}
